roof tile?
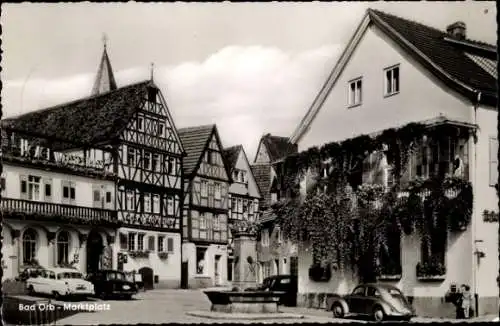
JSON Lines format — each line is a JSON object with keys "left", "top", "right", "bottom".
{"left": 369, "top": 9, "right": 497, "bottom": 96}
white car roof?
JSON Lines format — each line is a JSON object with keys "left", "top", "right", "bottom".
{"left": 47, "top": 268, "right": 83, "bottom": 274}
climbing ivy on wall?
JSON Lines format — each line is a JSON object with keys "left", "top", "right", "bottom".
{"left": 272, "top": 121, "right": 474, "bottom": 282}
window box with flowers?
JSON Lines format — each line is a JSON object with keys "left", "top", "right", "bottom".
{"left": 129, "top": 250, "right": 150, "bottom": 259}
{"left": 377, "top": 261, "right": 402, "bottom": 281}
{"left": 416, "top": 260, "right": 446, "bottom": 281}
{"left": 158, "top": 252, "right": 169, "bottom": 260}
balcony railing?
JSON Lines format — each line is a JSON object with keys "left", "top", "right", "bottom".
{"left": 1, "top": 143, "right": 115, "bottom": 179}
{"left": 1, "top": 197, "right": 118, "bottom": 226}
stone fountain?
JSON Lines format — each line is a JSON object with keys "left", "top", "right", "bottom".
{"left": 187, "top": 221, "right": 304, "bottom": 320}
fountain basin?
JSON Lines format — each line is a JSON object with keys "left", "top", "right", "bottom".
{"left": 204, "top": 290, "right": 286, "bottom": 313}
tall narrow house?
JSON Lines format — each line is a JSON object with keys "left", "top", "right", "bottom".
{"left": 251, "top": 134, "right": 298, "bottom": 282}
{"left": 222, "top": 145, "right": 261, "bottom": 283}
{"left": 179, "top": 125, "right": 232, "bottom": 288}
{"left": 2, "top": 45, "right": 186, "bottom": 289}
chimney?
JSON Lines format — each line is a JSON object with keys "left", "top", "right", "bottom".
{"left": 446, "top": 21, "right": 466, "bottom": 40}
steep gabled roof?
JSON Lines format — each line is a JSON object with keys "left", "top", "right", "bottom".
{"left": 2, "top": 80, "right": 153, "bottom": 147}
{"left": 222, "top": 145, "right": 242, "bottom": 172}
{"left": 91, "top": 46, "right": 118, "bottom": 96}
{"left": 178, "top": 124, "right": 233, "bottom": 181}
{"left": 369, "top": 9, "right": 497, "bottom": 96}
{"left": 290, "top": 9, "right": 498, "bottom": 144}
{"left": 251, "top": 164, "right": 272, "bottom": 201}
{"left": 256, "top": 134, "right": 298, "bottom": 163}
{"left": 178, "top": 124, "right": 215, "bottom": 177}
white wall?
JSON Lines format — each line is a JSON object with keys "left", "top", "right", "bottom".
{"left": 297, "top": 24, "right": 472, "bottom": 152}
{"left": 182, "top": 242, "right": 228, "bottom": 286}
{"left": 473, "top": 106, "right": 499, "bottom": 298}
{"left": 229, "top": 149, "right": 261, "bottom": 199}
{"left": 2, "top": 164, "right": 115, "bottom": 209}
{"left": 119, "top": 228, "right": 181, "bottom": 286}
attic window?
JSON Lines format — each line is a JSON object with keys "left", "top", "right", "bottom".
{"left": 148, "top": 87, "right": 158, "bottom": 103}
{"left": 348, "top": 78, "right": 362, "bottom": 107}
{"left": 384, "top": 66, "right": 400, "bottom": 96}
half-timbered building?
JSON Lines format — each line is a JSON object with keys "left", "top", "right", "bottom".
{"left": 251, "top": 134, "right": 298, "bottom": 283}
{"left": 2, "top": 45, "right": 186, "bottom": 289}
{"left": 0, "top": 131, "right": 119, "bottom": 280}
{"left": 222, "top": 145, "right": 261, "bottom": 283}
{"left": 179, "top": 125, "right": 232, "bottom": 288}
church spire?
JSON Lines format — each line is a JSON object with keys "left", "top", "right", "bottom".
{"left": 91, "top": 34, "right": 117, "bottom": 96}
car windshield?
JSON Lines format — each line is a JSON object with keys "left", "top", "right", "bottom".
{"left": 107, "top": 272, "right": 126, "bottom": 281}
{"left": 57, "top": 272, "right": 83, "bottom": 279}
{"left": 387, "top": 288, "right": 408, "bottom": 303}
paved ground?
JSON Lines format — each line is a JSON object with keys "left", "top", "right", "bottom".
{"left": 18, "top": 289, "right": 496, "bottom": 324}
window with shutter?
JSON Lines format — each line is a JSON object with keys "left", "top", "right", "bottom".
{"left": 489, "top": 137, "right": 498, "bottom": 186}
{"left": 148, "top": 236, "right": 155, "bottom": 251}
{"left": 167, "top": 238, "right": 174, "bottom": 253}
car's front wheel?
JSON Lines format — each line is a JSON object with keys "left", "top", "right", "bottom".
{"left": 372, "top": 306, "right": 385, "bottom": 322}
{"left": 52, "top": 291, "right": 62, "bottom": 301}
{"left": 331, "top": 303, "right": 345, "bottom": 318}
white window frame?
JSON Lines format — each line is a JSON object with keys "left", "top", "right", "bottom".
{"left": 126, "top": 191, "right": 134, "bottom": 211}
{"left": 201, "top": 180, "right": 208, "bottom": 198}
{"left": 214, "top": 183, "right": 221, "bottom": 200}
{"left": 128, "top": 233, "right": 136, "bottom": 251}
{"left": 144, "top": 193, "right": 151, "bottom": 213}
{"left": 27, "top": 175, "right": 41, "bottom": 201}
{"left": 200, "top": 214, "right": 207, "bottom": 230}
{"left": 153, "top": 194, "right": 160, "bottom": 214}
{"left": 137, "top": 233, "right": 145, "bottom": 251}
{"left": 167, "top": 196, "right": 174, "bottom": 215}
{"left": 276, "top": 227, "right": 282, "bottom": 244}
{"left": 384, "top": 65, "right": 400, "bottom": 96}
{"left": 348, "top": 77, "right": 362, "bottom": 107}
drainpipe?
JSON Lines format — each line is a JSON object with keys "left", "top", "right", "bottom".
{"left": 471, "top": 90, "right": 481, "bottom": 317}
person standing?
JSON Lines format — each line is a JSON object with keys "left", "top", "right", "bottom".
{"left": 461, "top": 284, "right": 473, "bottom": 319}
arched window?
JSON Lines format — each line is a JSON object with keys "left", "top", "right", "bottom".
{"left": 57, "top": 231, "right": 70, "bottom": 265}
{"left": 22, "top": 229, "right": 37, "bottom": 264}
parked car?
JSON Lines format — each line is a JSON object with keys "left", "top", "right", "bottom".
{"left": 326, "top": 283, "right": 416, "bottom": 322}
{"left": 17, "top": 266, "right": 46, "bottom": 282}
{"left": 86, "top": 270, "right": 138, "bottom": 300}
{"left": 26, "top": 268, "right": 94, "bottom": 300}
{"left": 245, "top": 275, "right": 298, "bottom": 306}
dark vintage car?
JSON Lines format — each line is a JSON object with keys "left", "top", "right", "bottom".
{"left": 86, "top": 270, "right": 137, "bottom": 300}
{"left": 245, "top": 275, "right": 298, "bottom": 306}
{"left": 326, "top": 283, "right": 416, "bottom": 322}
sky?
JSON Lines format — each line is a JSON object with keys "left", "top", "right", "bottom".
{"left": 1, "top": 2, "right": 497, "bottom": 160}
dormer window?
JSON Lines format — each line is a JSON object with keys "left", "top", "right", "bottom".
{"left": 384, "top": 65, "right": 400, "bottom": 96}
{"left": 348, "top": 78, "right": 362, "bottom": 107}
